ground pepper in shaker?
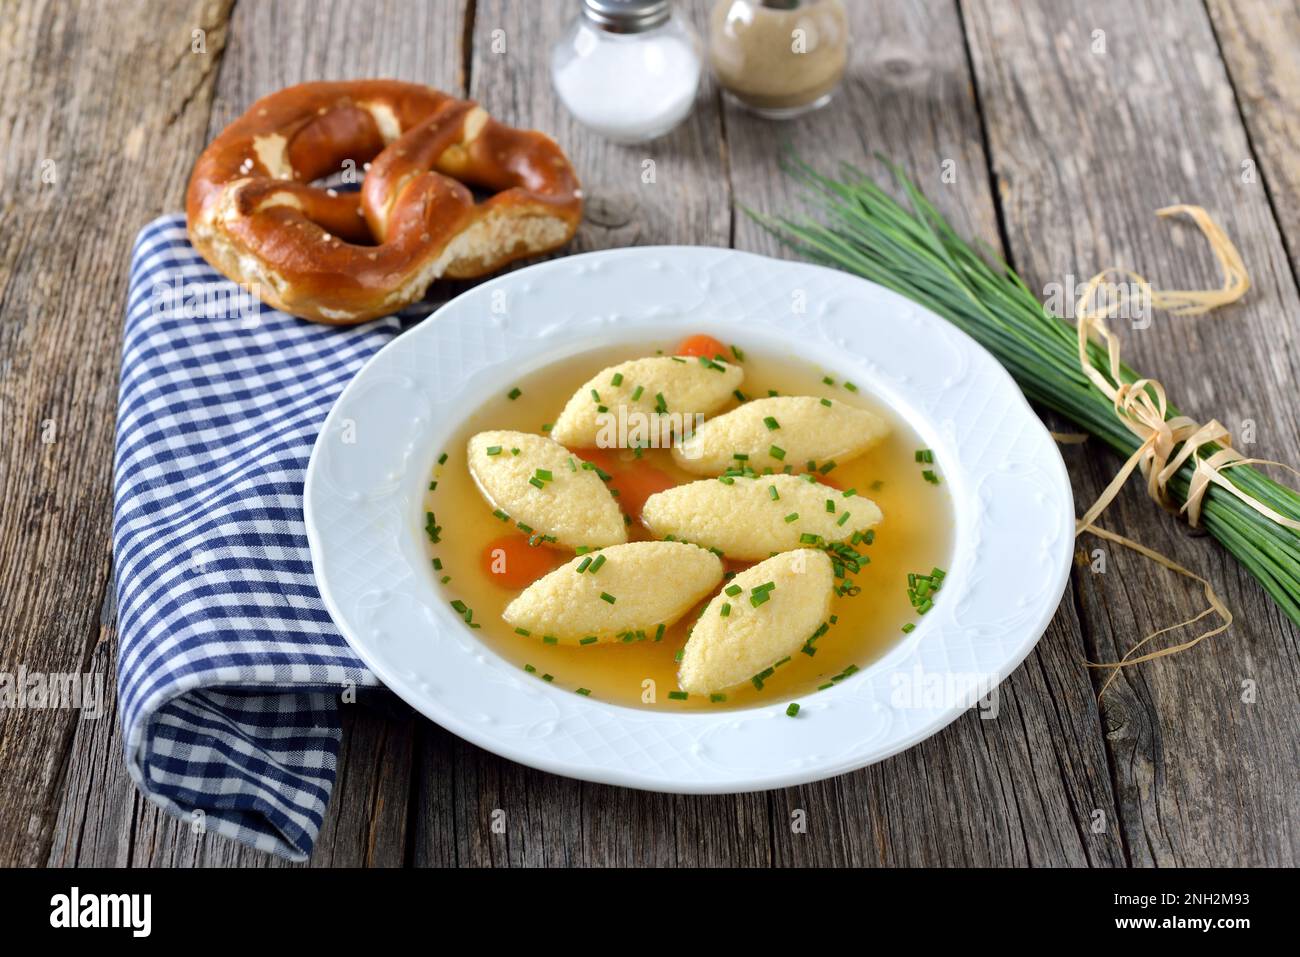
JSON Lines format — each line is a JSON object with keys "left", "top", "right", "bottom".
{"left": 551, "top": 0, "right": 703, "bottom": 144}
{"left": 709, "top": 0, "right": 849, "bottom": 118}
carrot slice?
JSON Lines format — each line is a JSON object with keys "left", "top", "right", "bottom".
{"left": 579, "top": 448, "right": 678, "bottom": 519}
{"left": 676, "top": 334, "right": 729, "bottom": 360}
{"left": 481, "top": 533, "right": 564, "bottom": 589}
{"left": 609, "top": 463, "right": 677, "bottom": 518}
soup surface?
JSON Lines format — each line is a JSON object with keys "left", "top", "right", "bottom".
{"left": 422, "top": 338, "right": 953, "bottom": 710}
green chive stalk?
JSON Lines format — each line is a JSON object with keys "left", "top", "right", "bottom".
{"left": 755, "top": 157, "right": 1300, "bottom": 627}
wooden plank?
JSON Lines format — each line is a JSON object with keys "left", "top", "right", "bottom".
{"left": 1205, "top": 0, "right": 1300, "bottom": 281}
{"left": 727, "top": 0, "right": 1125, "bottom": 866}
{"left": 205, "top": 0, "right": 469, "bottom": 138}
{"left": 0, "top": 0, "right": 236, "bottom": 869}
{"left": 962, "top": 0, "right": 1300, "bottom": 865}
{"left": 403, "top": 0, "right": 773, "bottom": 868}
{"left": 48, "top": 0, "right": 471, "bottom": 868}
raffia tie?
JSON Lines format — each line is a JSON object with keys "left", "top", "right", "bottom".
{"left": 1069, "top": 205, "right": 1299, "bottom": 695}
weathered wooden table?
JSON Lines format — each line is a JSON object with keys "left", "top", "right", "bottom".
{"left": 3, "top": 0, "right": 1297, "bottom": 867}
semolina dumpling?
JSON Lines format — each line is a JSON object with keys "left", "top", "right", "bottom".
{"left": 549, "top": 356, "right": 743, "bottom": 448}
{"left": 467, "top": 430, "right": 626, "bottom": 549}
{"left": 679, "top": 550, "right": 834, "bottom": 694}
{"left": 641, "top": 473, "right": 882, "bottom": 561}
{"left": 673, "top": 395, "right": 889, "bottom": 475}
{"left": 503, "top": 541, "right": 724, "bottom": 642}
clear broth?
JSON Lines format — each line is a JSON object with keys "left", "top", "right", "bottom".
{"left": 423, "top": 341, "right": 954, "bottom": 710}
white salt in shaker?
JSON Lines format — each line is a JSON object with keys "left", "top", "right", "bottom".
{"left": 551, "top": 0, "right": 702, "bottom": 144}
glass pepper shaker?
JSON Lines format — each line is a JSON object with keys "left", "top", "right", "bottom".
{"left": 709, "top": 0, "right": 849, "bottom": 118}
{"left": 551, "top": 0, "right": 703, "bottom": 144}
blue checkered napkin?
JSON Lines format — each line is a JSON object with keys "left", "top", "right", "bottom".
{"left": 114, "top": 214, "right": 406, "bottom": 860}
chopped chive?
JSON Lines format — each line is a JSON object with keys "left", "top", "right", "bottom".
{"left": 507, "top": 387, "right": 521, "bottom": 400}
{"left": 428, "top": 480, "right": 438, "bottom": 491}
{"left": 654, "top": 623, "right": 665, "bottom": 641}
{"left": 770, "top": 445, "right": 786, "bottom": 461}
{"left": 763, "top": 416, "right": 780, "bottom": 431}
{"left": 631, "top": 384, "right": 644, "bottom": 401}
{"left": 768, "top": 485, "right": 779, "bottom": 501}
{"left": 654, "top": 392, "right": 668, "bottom": 413}
{"left": 589, "top": 553, "right": 607, "bottom": 573}
{"left": 542, "top": 423, "right": 553, "bottom": 432}
{"left": 576, "top": 688, "right": 591, "bottom": 696}
{"left": 611, "top": 372, "right": 624, "bottom": 386}
{"left": 492, "top": 508, "right": 509, "bottom": 522}
{"left": 542, "top": 673, "right": 554, "bottom": 682}
{"left": 822, "top": 375, "right": 834, "bottom": 385}
{"left": 720, "top": 603, "right": 731, "bottom": 617}
{"left": 437, "top": 452, "right": 448, "bottom": 465}
{"left": 579, "top": 636, "right": 598, "bottom": 645}
{"left": 432, "top": 557, "right": 443, "bottom": 570}
{"left": 799, "top": 532, "right": 821, "bottom": 544}
{"left": 424, "top": 511, "right": 442, "bottom": 543}
{"left": 576, "top": 556, "right": 593, "bottom": 573}
{"left": 784, "top": 512, "right": 799, "bottom": 523}
{"left": 844, "top": 381, "right": 858, "bottom": 393}
{"left": 674, "top": 649, "right": 685, "bottom": 662}
{"left": 529, "top": 477, "right": 544, "bottom": 489}
{"left": 514, "top": 626, "right": 530, "bottom": 636}
{"left": 725, "top": 584, "right": 742, "bottom": 597}
{"left": 819, "top": 460, "right": 837, "bottom": 475}
{"left": 785, "top": 703, "right": 801, "bottom": 717}
{"left": 440, "top": 575, "right": 451, "bottom": 584}
{"left": 536, "top": 468, "right": 553, "bottom": 481}
{"left": 733, "top": 389, "right": 747, "bottom": 402}
{"left": 523, "top": 664, "right": 536, "bottom": 674}
{"left": 825, "top": 499, "right": 835, "bottom": 513}
{"left": 590, "top": 388, "right": 601, "bottom": 402}
{"left": 902, "top": 622, "right": 916, "bottom": 634}
{"left": 543, "top": 635, "right": 558, "bottom": 645}
{"left": 600, "top": 592, "right": 616, "bottom": 604}
{"left": 668, "top": 691, "right": 688, "bottom": 701}
{"left": 922, "top": 469, "right": 940, "bottom": 485}
{"left": 820, "top": 397, "right": 832, "bottom": 407}
{"left": 710, "top": 693, "right": 727, "bottom": 703}
{"left": 486, "top": 445, "right": 502, "bottom": 455}
{"left": 837, "top": 511, "right": 851, "bottom": 526}
{"left": 817, "top": 683, "right": 834, "bottom": 691}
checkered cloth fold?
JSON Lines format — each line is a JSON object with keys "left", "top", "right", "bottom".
{"left": 114, "top": 214, "right": 414, "bottom": 860}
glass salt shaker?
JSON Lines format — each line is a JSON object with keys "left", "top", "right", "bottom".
{"left": 551, "top": 0, "right": 703, "bottom": 144}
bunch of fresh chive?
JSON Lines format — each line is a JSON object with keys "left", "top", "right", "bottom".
{"left": 754, "top": 156, "right": 1300, "bottom": 628}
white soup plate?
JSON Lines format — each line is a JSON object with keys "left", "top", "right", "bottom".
{"left": 303, "top": 246, "right": 1074, "bottom": 793}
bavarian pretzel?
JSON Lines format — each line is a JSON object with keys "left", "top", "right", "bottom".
{"left": 185, "top": 80, "right": 583, "bottom": 324}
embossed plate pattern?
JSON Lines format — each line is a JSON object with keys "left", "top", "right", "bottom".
{"left": 304, "top": 247, "right": 1074, "bottom": 792}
